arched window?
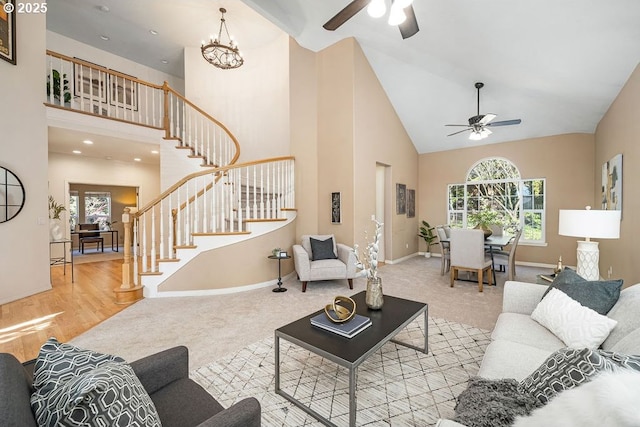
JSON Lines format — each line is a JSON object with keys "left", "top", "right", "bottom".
{"left": 448, "top": 158, "right": 546, "bottom": 243}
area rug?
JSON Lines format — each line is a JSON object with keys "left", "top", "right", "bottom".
{"left": 191, "top": 317, "right": 491, "bottom": 426}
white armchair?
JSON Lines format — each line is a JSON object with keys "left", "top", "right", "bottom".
{"left": 292, "top": 234, "right": 358, "bottom": 292}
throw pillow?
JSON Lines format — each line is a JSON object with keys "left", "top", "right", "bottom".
{"left": 531, "top": 288, "right": 617, "bottom": 349}
{"left": 310, "top": 237, "right": 338, "bottom": 261}
{"left": 453, "top": 377, "right": 542, "bottom": 427}
{"left": 31, "top": 361, "right": 161, "bottom": 427}
{"left": 542, "top": 267, "right": 623, "bottom": 315}
{"left": 514, "top": 369, "right": 640, "bottom": 427}
{"left": 519, "top": 347, "right": 614, "bottom": 404}
{"left": 32, "top": 337, "right": 125, "bottom": 390}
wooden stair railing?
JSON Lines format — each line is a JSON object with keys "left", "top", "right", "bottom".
{"left": 130, "top": 156, "right": 295, "bottom": 285}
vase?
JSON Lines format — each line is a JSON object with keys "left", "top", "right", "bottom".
{"left": 49, "top": 219, "right": 64, "bottom": 241}
{"left": 366, "top": 277, "right": 384, "bottom": 310}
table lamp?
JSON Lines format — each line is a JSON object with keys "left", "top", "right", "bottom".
{"left": 558, "top": 206, "right": 621, "bottom": 280}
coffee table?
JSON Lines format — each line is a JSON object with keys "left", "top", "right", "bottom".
{"left": 274, "top": 291, "right": 428, "bottom": 427}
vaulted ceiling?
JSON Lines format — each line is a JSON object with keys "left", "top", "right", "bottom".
{"left": 46, "top": 0, "right": 640, "bottom": 154}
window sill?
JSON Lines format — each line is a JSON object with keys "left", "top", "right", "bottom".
{"left": 519, "top": 241, "right": 548, "bottom": 247}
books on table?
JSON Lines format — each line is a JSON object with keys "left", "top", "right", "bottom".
{"left": 310, "top": 311, "right": 372, "bottom": 338}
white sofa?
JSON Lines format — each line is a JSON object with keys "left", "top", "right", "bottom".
{"left": 437, "top": 280, "right": 640, "bottom": 427}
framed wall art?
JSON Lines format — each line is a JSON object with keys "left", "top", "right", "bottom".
{"left": 109, "top": 71, "right": 138, "bottom": 110}
{"left": 0, "top": 0, "right": 16, "bottom": 65}
{"left": 74, "top": 60, "right": 108, "bottom": 103}
{"left": 406, "top": 188, "right": 415, "bottom": 218}
{"left": 601, "top": 153, "right": 622, "bottom": 212}
{"left": 396, "top": 183, "right": 406, "bottom": 215}
{"left": 331, "top": 192, "right": 341, "bottom": 224}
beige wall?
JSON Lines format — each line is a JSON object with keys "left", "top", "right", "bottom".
{"left": 0, "top": 13, "right": 50, "bottom": 304}
{"left": 418, "top": 133, "right": 595, "bottom": 266}
{"left": 594, "top": 63, "right": 640, "bottom": 286}
{"left": 159, "top": 221, "right": 296, "bottom": 291}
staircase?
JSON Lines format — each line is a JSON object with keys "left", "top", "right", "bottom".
{"left": 46, "top": 51, "right": 296, "bottom": 297}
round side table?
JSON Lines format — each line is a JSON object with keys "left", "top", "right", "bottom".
{"left": 268, "top": 255, "right": 291, "bottom": 292}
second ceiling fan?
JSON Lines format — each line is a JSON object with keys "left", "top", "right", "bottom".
{"left": 323, "top": 0, "right": 419, "bottom": 39}
{"left": 446, "top": 82, "right": 522, "bottom": 140}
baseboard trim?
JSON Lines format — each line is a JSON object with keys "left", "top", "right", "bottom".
{"left": 153, "top": 271, "right": 297, "bottom": 297}
{"left": 386, "top": 252, "right": 421, "bottom": 264}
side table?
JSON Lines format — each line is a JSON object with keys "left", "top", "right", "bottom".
{"left": 268, "top": 255, "right": 290, "bottom": 292}
{"left": 50, "top": 239, "right": 74, "bottom": 282}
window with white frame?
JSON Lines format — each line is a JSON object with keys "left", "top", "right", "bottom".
{"left": 447, "top": 158, "right": 546, "bottom": 243}
{"left": 84, "top": 191, "right": 111, "bottom": 230}
{"left": 69, "top": 191, "right": 79, "bottom": 231}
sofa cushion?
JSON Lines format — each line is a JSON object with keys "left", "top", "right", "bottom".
{"left": 491, "top": 313, "right": 565, "bottom": 352}
{"left": 149, "top": 377, "right": 222, "bottom": 427}
{"left": 531, "top": 288, "right": 617, "bottom": 349}
{"left": 310, "top": 236, "right": 338, "bottom": 261}
{"left": 601, "top": 284, "right": 640, "bottom": 350}
{"left": 477, "top": 340, "right": 554, "bottom": 381}
{"left": 0, "top": 354, "right": 38, "bottom": 427}
{"left": 608, "top": 328, "right": 640, "bottom": 355}
{"left": 542, "top": 267, "right": 623, "bottom": 315}
{"left": 309, "top": 259, "right": 346, "bottom": 280}
{"left": 31, "top": 361, "right": 161, "bottom": 427}
{"left": 32, "top": 337, "right": 125, "bottom": 390}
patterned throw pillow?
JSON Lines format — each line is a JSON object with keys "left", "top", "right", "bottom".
{"left": 519, "top": 347, "right": 613, "bottom": 404}
{"left": 531, "top": 288, "right": 617, "bottom": 349}
{"left": 31, "top": 361, "right": 161, "bottom": 427}
{"left": 542, "top": 267, "right": 623, "bottom": 315}
{"left": 32, "top": 337, "right": 125, "bottom": 390}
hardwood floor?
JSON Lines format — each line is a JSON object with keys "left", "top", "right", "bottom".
{"left": 0, "top": 260, "right": 129, "bottom": 362}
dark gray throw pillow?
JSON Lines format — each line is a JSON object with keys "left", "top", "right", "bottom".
{"left": 310, "top": 237, "right": 337, "bottom": 260}
{"left": 541, "top": 267, "right": 623, "bottom": 315}
{"left": 453, "top": 377, "right": 542, "bottom": 427}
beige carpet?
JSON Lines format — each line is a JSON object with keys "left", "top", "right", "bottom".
{"left": 69, "top": 255, "right": 547, "bottom": 370}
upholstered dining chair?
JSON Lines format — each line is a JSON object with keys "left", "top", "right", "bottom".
{"left": 450, "top": 228, "right": 493, "bottom": 292}
{"left": 292, "top": 234, "right": 357, "bottom": 292}
{"left": 79, "top": 223, "right": 104, "bottom": 254}
{"left": 493, "top": 228, "right": 523, "bottom": 281}
{"left": 435, "top": 225, "right": 450, "bottom": 275}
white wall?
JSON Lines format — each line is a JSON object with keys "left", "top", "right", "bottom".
{"left": 0, "top": 13, "right": 50, "bottom": 304}
{"left": 184, "top": 33, "right": 290, "bottom": 162}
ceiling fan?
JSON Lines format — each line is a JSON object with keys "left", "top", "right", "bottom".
{"left": 446, "top": 82, "right": 522, "bottom": 140}
{"left": 323, "top": 0, "right": 419, "bottom": 40}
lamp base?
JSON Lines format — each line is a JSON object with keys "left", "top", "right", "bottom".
{"left": 576, "top": 240, "right": 600, "bottom": 281}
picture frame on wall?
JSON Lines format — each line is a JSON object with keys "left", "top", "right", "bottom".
{"left": 109, "top": 71, "right": 139, "bottom": 110}
{"left": 601, "top": 153, "right": 622, "bottom": 212}
{"left": 331, "top": 192, "right": 341, "bottom": 224}
{"left": 406, "top": 189, "right": 415, "bottom": 218}
{"left": 74, "top": 60, "right": 108, "bottom": 103}
{"left": 396, "top": 184, "right": 406, "bottom": 215}
{"left": 0, "top": 0, "right": 17, "bottom": 65}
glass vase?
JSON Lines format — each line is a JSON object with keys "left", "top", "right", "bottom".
{"left": 366, "top": 276, "right": 384, "bottom": 310}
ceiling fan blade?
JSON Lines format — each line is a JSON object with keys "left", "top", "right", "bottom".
{"left": 399, "top": 4, "right": 419, "bottom": 39}
{"left": 479, "top": 113, "right": 497, "bottom": 125}
{"left": 445, "top": 124, "right": 470, "bottom": 127}
{"left": 323, "top": 0, "right": 370, "bottom": 31}
{"left": 486, "top": 119, "right": 522, "bottom": 127}
{"left": 447, "top": 128, "right": 472, "bottom": 137}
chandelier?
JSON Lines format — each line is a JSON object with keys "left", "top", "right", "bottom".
{"left": 201, "top": 7, "right": 244, "bottom": 70}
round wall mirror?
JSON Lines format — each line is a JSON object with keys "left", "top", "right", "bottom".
{"left": 1, "top": 166, "right": 26, "bottom": 223}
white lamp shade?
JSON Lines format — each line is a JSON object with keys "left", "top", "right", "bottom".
{"left": 558, "top": 209, "right": 621, "bottom": 239}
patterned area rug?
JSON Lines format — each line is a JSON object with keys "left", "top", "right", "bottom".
{"left": 192, "top": 317, "right": 491, "bottom": 426}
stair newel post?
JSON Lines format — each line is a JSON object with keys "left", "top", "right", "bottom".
{"left": 171, "top": 208, "right": 178, "bottom": 258}
{"left": 114, "top": 207, "right": 143, "bottom": 304}
{"left": 162, "top": 81, "right": 170, "bottom": 139}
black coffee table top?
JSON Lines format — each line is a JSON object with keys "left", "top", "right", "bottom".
{"left": 275, "top": 291, "right": 427, "bottom": 365}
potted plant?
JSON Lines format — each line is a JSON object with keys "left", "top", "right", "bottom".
{"left": 46, "top": 69, "right": 71, "bottom": 105}
{"left": 418, "top": 220, "right": 437, "bottom": 258}
{"left": 48, "top": 196, "right": 66, "bottom": 241}
{"left": 468, "top": 210, "right": 501, "bottom": 238}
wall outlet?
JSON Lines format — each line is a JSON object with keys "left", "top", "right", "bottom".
{"left": 371, "top": 214, "right": 375, "bottom": 220}
{"left": 406, "top": 243, "right": 409, "bottom": 249}
{"left": 608, "top": 266, "right": 613, "bottom": 279}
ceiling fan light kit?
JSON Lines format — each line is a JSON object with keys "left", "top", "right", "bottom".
{"left": 445, "top": 82, "right": 522, "bottom": 140}
{"left": 367, "top": 0, "right": 387, "bottom": 18}
{"left": 324, "top": 0, "right": 419, "bottom": 39}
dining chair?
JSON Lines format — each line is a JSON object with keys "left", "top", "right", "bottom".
{"left": 493, "top": 228, "right": 522, "bottom": 281}
{"left": 435, "top": 226, "right": 450, "bottom": 275}
{"left": 450, "top": 228, "right": 493, "bottom": 292}
{"left": 79, "top": 223, "right": 104, "bottom": 254}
